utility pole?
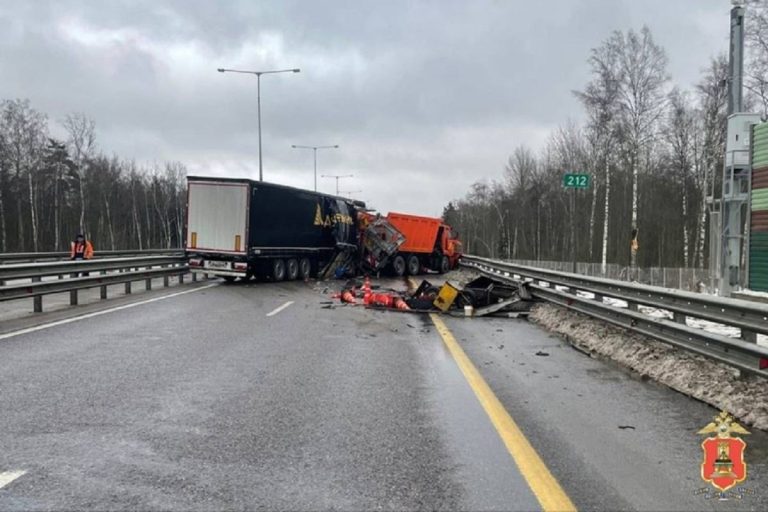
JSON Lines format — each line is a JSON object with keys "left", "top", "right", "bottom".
{"left": 292, "top": 144, "right": 339, "bottom": 191}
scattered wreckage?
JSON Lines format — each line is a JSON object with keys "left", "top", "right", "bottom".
{"left": 330, "top": 274, "right": 534, "bottom": 318}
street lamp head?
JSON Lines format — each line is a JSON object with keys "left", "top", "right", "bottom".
{"left": 292, "top": 68, "right": 301, "bottom": 73}
{"left": 217, "top": 68, "right": 225, "bottom": 73}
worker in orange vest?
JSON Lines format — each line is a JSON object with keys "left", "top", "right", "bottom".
{"left": 70, "top": 233, "right": 94, "bottom": 277}
{"left": 70, "top": 233, "right": 94, "bottom": 260}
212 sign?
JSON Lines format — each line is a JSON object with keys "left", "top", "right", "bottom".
{"left": 563, "top": 173, "right": 590, "bottom": 188}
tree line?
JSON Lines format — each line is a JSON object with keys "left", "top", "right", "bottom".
{"left": 444, "top": 2, "right": 768, "bottom": 272}
{"left": 0, "top": 100, "right": 187, "bottom": 253}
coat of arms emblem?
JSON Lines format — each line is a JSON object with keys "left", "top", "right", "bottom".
{"left": 698, "top": 411, "right": 750, "bottom": 492}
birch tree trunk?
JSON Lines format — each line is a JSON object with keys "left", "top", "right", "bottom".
{"left": 630, "top": 148, "right": 639, "bottom": 276}
{"left": 78, "top": 171, "right": 87, "bottom": 234}
{"left": 104, "top": 194, "right": 115, "bottom": 250}
{"left": 0, "top": 181, "right": 6, "bottom": 252}
{"left": 682, "top": 188, "right": 689, "bottom": 267}
{"left": 588, "top": 171, "right": 598, "bottom": 260}
{"left": 696, "top": 188, "right": 707, "bottom": 269}
{"left": 54, "top": 163, "right": 60, "bottom": 250}
{"left": 28, "top": 170, "right": 38, "bottom": 252}
{"left": 601, "top": 160, "right": 611, "bottom": 275}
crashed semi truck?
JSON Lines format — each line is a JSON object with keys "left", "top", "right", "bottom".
{"left": 383, "top": 212, "right": 462, "bottom": 276}
{"left": 185, "top": 177, "right": 363, "bottom": 281}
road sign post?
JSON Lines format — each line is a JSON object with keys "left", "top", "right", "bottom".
{"left": 563, "top": 174, "right": 590, "bottom": 273}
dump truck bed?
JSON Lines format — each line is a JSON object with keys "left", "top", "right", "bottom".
{"left": 386, "top": 212, "right": 442, "bottom": 254}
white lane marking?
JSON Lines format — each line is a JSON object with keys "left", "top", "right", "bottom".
{"left": 266, "top": 301, "right": 294, "bottom": 317}
{"left": 0, "top": 283, "right": 219, "bottom": 342}
{"left": 0, "top": 470, "right": 27, "bottom": 489}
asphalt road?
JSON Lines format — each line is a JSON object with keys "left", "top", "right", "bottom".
{"left": 0, "top": 278, "right": 767, "bottom": 511}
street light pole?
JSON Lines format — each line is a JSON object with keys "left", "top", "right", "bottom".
{"left": 217, "top": 67, "right": 301, "bottom": 182}
{"left": 291, "top": 144, "right": 339, "bottom": 191}
{"left": 321, "top": 173, "right": 353, "bottom": 196}
{"left": 257, "top": 73, "right": 262, "bottom": 181}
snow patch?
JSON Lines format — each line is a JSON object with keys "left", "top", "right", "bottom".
{"left": 530, "top": 303, "right": 768, "bottom": 430}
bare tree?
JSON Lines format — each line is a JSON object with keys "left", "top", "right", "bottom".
{"left": 608, "top": 27, "right": 670, "bottom": 273}
{"left": 666, "top": 88, "right": 697, "bottom": 266}
{"left": 575, "top": 40, "right": 621, "bottom": 274}
{"left": 746, "top": 0, "right": 768, "bottom": 116}
{"left": 63, "top": 113, "right": 96, "bottom": 237}
{"left": 0, "top": 99, "right": 48, "bottom": 252}
{"left": 695, "top": 55, "right": 729, "bottom": 269}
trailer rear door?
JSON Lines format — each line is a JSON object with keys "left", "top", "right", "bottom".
{"left": 187, "top": 180, "right": 248, "bottom": 254}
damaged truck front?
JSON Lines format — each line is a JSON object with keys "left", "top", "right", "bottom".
{"left": 185, "top": 177, "right": 363, "bottom": 282}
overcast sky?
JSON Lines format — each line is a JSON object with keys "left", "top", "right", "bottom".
{"left": 0, "top": 0, "right": 732, "bottom": 216}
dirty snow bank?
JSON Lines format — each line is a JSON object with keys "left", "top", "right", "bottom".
{"left": 531, "top": 303, "right": 768, "bottom": 430}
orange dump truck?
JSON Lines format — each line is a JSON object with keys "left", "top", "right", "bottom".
{"left": 384, "top": 212, "right": 462, "bottom": 276}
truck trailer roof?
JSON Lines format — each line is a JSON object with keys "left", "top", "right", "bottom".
{"left": 187, "top": 176, "right": 366, "bottom": 208}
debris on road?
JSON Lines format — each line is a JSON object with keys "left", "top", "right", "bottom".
{"left": 324, "top": 273, "right": 535, "bottom": 319}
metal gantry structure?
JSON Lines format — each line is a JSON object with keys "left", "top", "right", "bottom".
{"left": 709, "top": 2, "right": 761, "bottom": 296}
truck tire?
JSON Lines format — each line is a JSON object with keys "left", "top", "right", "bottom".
{"left": 286, "top": 259, "right": 299, "bottom": 281}
{"left": 391, "top": 255, "right": 406, "bottom": 277}
{"left": 299, "top": 258, "right": 312, "bottom": 280}
{"left": 439, "top": 256, "right": 451, "bottom": 274}
{"left": 406, "top": 255, "right": 421, "bottom": 275}
{"left": 223, "top": 276, "right": 236, "bottom": 283}
{"left": 271, "top": 259, "right": 286, "bottom": 282}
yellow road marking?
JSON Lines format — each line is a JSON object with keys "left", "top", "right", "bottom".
{"left": 429, "top": 313, "right": 577, "bottom": 512}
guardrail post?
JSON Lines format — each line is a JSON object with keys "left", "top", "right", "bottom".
{"left": 178, "top": 272, "right": 185, "bottom": 284}
{"left": 192, "top": 272, "right": 197, "bottom": 282}
{"left": 70, "top": 289, "right": 78, "bottom": 306}
{"left": 100, "top": 270, "right": 108, "bottom": 299}
{"left": 125, "top": 281, "right": 132, "bottom": 294}
{"left": 145, "top": 277, "right": 152, "bottom": 291}
{"left": 163, "top": 266, "right": 169, "bottom": 287}
{"left": 32, "top": 276, "right": 42, "bottom": 312}
{"left": 627, "top": 302, "right": 638, "bottom": 312}
{"left": 742, "top": 330, "right": 758, "bottom": 343}
{"left": 673, "top": 312, "right": 686, "bottom": 324}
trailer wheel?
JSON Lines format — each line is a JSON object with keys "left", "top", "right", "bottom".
{"left": 299, "top": 258, "right": 312, "bottom": 280}
{"left": 286, "top": 259, "right": 299, "bottom": 281}
{"left": 406, "top": 255, "right": 421, "bottom": 275}
{"left": 271, "top": 259, "right": 286, "bottom": 282}
{"left": 439, "top": 256, "right": 451, "bottom": 274}
{"left": 391, "top": 255, "right": 406, "bottom": 277}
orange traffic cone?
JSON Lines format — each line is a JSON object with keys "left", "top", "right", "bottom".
{"left": 394, "top": 297, "right": 410, "bottom": 311}
{"left": 372, "top": 293, "right": 393, "bottom": 308}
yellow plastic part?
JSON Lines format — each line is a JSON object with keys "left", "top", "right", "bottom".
{"left": 433, "top": 282, "right": 460, "bottom": 312}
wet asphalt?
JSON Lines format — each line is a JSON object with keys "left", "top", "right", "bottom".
{"left": 0, "top": 278, "right": 766, "bottom": 511}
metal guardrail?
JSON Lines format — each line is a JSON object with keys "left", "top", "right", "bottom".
{"left": 0, "top": 249, "right": 183, "bottom": 263}
{"left": 461, "top": 255, "right": 768, "bottom": 377}
{"left": 0, "top": 255, "right": 194, "bottom": 313}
